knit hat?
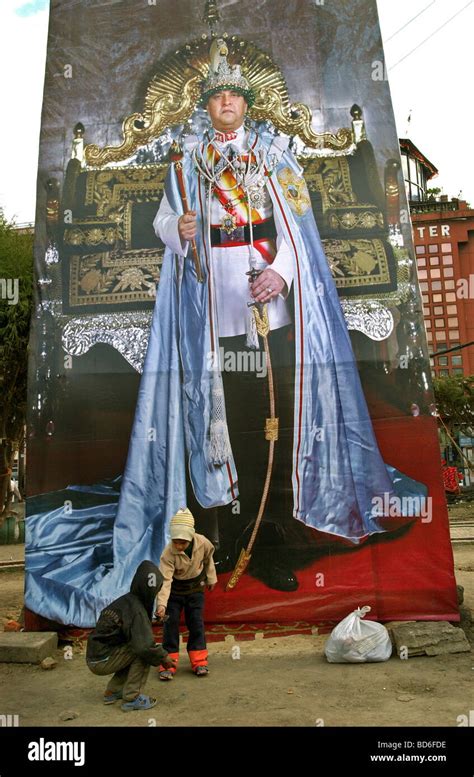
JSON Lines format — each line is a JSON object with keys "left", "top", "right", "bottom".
{"left": 169, "top": 507, "right": 195, "bottom": 542}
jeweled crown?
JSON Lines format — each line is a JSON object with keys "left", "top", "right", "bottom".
{"left": 201, "top": 38, "right": 255, "bottom": 106}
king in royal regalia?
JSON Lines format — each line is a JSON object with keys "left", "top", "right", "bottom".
{"left": 113, "top": 38, "right": 428, "bottom": 592}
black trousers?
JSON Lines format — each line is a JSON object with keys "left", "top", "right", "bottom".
{"left": 187, "top": 325, "right": 320, "bottom": 568}
{"left": 162, "top": 591, "right": 206, "bottom": 654}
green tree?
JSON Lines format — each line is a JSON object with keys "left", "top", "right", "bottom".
{"left": 433, "top": 374, "right": 474, "bottom": 439}
{"left": 0, "top": 210, "right": 33, "bottom": 520}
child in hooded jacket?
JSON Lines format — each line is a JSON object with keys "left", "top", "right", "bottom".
{"left": 87, "top": 559, "right": 176, "bottom": 711}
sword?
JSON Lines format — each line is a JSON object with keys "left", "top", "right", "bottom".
{"left": 226, "top": 269, "right": 279, "bottom": 590}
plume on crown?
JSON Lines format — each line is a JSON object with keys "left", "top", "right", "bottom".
{"left": 201, "top": 38, "right": 255, "bottom": 106}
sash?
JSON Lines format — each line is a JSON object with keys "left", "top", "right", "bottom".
{"left": 206, "top": 143, "right": 277, "bottom": 264}
{"left": 206, "top": 143, "right": 262, "bottom": 225}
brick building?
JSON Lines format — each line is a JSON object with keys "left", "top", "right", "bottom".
{"left": 401, "top": 139, "right": 474, "bottom": 379}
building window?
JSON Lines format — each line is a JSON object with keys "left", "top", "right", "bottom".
{"left": 439, "top": 369, "right": 450, "bottom": 377}
{"left": 448, "top": 317, "right": 459, "bottom": 328}
{"left": 442, "top": 255, "right": 453, "bottom": 265}
{"left": 452, "top": 356, "right": 463, "bottom": 366}
{"left": 426, "top": 331, "right": 433, "bottom": 341}
{"left": 422, "top": 295, "right": 429, "bottom": 304}
{"left": 435, "top": 332, "right": 446, "bottom": 341}
{"left": 435, "top": 319, "right": 445, "bottom": 328}
{"left": 430, "top": 269, "right": 441, "bottom": 279}
{"left": 416, "top": 245, "right": 425, "bottom": 255}
{"left": 453, "top": 368, "right": 464, "bottom": 375}
{"left": 445, "top": 281, "right": 455, "bottom": 290}
{"left": 441, "top": 243, "right": 452, "bottom": 253}
{"left": 418, "top": 270, "right": 428, "bottom": 280}
{"left": 425, "top": 319, "right": 431, "bottom": 328}
{"left": 429, "top": 257, "right": 439, "bottom": 266}
{"left": 447, "top": 305, "right": 457, "bottom": 315}
{"left": 443, "top": 267, "right": 454, "bottom": 278}
{"left": 433, "top": 306, "right": 444, "bottom": 315}
{"left": 429, "top": 245, "right": 438, "bottom": 254}
{"left": 405, "top": 156, "right": 427, "bottom": 201}
{"left": 449, "top": 330, "right": 460, "bottom": 340}
{"left": 431, "top": 281, "right": 442, "bottom": 291}
{"left": 438, "top": 357, "right": 449, "bottom": 366}
{"left": 420, "top": 282, "right": 428, "bottom": 292}
{"left": 433, "top": 294, "right": 443, "bottom": 303}
{"left": 402, "top": 154, "right": 409, "bottom": 180}
{"left": 418, "top": 258, "right": 426, "bottom": 267}
{"left": 445, "top": 292, "right": 456, "bottom": 301}
{"left": 409, "top": 157, "right": 418, "bottom": 184}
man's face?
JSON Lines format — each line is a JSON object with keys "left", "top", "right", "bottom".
{"left": 207, "top": 90, "right": 247, "bottom": 132}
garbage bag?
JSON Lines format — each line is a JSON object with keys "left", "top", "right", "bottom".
{"left": 324, "top": 605, "right": 392, "bottom": 663}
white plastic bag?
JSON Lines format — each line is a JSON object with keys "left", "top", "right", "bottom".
{"left": 324, "top": 605, "right": 392, "bottom": 663}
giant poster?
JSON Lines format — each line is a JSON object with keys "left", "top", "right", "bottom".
{"left": 26, "top": 0, "right": 458, "bottom": 629}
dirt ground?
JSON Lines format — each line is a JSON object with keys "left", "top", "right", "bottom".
{"left": 0, "top": 540, "right": 473, "bottom": 728}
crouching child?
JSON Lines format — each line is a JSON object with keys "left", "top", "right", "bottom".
{"left": 86, "top": 559, "right": 176, "bottom": 711}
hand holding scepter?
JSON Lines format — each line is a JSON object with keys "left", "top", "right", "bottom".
{"left": 170, "top": 141, "right": 204, "bottom": 283}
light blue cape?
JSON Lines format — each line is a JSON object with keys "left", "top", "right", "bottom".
{"left": 25, "top": 127, "right": 427, "bottom": 626}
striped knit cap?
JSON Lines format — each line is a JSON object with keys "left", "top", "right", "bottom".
{"left": 170, "top": 507, "right": 195, "bottom": 542}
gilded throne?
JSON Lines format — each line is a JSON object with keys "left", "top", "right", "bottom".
{"left": 43, "top": 35, "right": 413, "bottom": 378}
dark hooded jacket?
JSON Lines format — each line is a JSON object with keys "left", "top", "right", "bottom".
{"left": 86, "top": 560, "right": 168, "bottom": 665}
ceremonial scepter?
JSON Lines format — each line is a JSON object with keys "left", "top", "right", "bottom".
{"left": 226, "top": 271, "right": 278, "bottom": 591}
{"left": 170, "top": 141, "right": 204, "bottom": 283}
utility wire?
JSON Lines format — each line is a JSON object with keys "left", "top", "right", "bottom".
{"left": 385, "top": 0, "right": 437, "bottom": 43}
{"left": 430, "top": 342, "right": 474, "bottom": 358}
{"left": 390, "top": 0, "right": 474, "bottom": 69}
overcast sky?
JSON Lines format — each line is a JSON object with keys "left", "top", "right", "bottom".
{"left": 0, "top": 0, "right": 472, "bottom": 224}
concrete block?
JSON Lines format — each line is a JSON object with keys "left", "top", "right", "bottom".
{"left": 384, "top": 620, "right": 416, "bottom": 644}
{"left": 0, "top": 632, "right": 58, "bottom": 664}
{"left": 391, "top": 621, "right": 471, "bottom": 657}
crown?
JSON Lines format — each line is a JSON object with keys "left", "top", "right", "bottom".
{"left": 200, "top": 38, "right": 255, "bottom": 107}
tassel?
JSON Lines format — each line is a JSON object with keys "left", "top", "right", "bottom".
{"left": 208, "top": 381, "right": 232, "bottom": 465}
{"left": 209, "top": 419, "right": 232, "bottom": 465}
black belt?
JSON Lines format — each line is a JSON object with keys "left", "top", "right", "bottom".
{"left": 171, "top": 569, "right": 207, "bottom": 595}
{"left": 210, "top": 218, "right": 277, "bottom": 247}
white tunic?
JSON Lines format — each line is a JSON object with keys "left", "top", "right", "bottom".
{"left": 154, "top": 125, "right": 294, "bottom": 338}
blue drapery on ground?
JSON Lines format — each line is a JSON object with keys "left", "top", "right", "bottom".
{"left": 26, "top": 128, "right": 427, "bottom": 627}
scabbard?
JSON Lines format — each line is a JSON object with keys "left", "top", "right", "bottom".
{"left": 226, "top": 315, "right": 278, "bottom": 591}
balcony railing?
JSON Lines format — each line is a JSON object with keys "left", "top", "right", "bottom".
{"left": 410, "top": 199, "right": 466, "bottom": 214}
